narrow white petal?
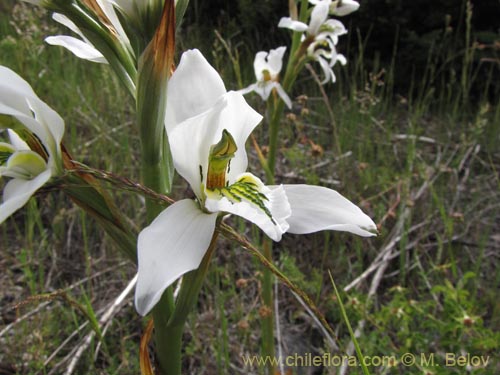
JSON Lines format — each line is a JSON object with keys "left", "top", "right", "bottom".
{"left": 135, "top": 199, "right": 218, "bottom": 316}
{"left": 333, "top": 0, "right": 360, "bottom": 16}
{"left": 278, "top": 17, "right": 309, "bottom": 32}
{"left": 52, "top": 13, "right": 85, "bottom": 39}
{"left": 0, "top": 169, "right": 51, "bottom": 224}
{"left": 335, "top": 53, "right": 347, "bottom": 66}
{"left": 274, "top": 83, "right": 293, "bottom": 109}
{"left": 309, "top": 1, "right": 330, "bottom": 35}
{"left": 96, "top": 0, "right": 132, "bottom": 53}
{"left": 238, "top": 83, "right": 259, "bottom": 96}
{"left": 165, "top": 49, "right": 226, "bottom": 132}
{"left": 280, "top": 184, "right": 377, "bottom": 237}
{"left": 45, "top": 36, "right": 107, "bottom": 63}
{"left": 253, "top": 51, "right": 269, "bottom": 81}
{"left": 323, "top": 19, "right": 347, "bottom": 36}
{"left": 205, "top": 185, "right": 291, "bottom": 242}
{"left": 317, "top": 56, "right": 334, "bottom": 84}
{"left": 267, "top": 46, "right": 286, "bottom": 76}
{"left": 7, "top": 129, "right": 30, "bottom": 150}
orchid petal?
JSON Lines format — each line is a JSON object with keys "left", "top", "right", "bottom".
{"left": 333, "top": 0, "right": 360, "bottom": 16}
{"left": 52, "top": 13, "right": 85, "bottom": 39}
{"left": 0, "top": 68, "right": 65, "bottom": 162}
{"left": 135, "top": 199, "right": 218, "bottom": 316}
{"left": 238, "top": 83, "right": 259, "bottom": 96}
{"left": 266, "top": 46, "right": 287, "bottom": 76}
{"left": 96, "top": 0, "right": 132, "bottom": 53}
{"left": 0, "top": 169, "right": 51, "bottom": 224}
{"left": 165, "top": 49, "right": 226, "bottom": 132}
{"left": 45, "top": 36, "right": 107, "bottom": 63}
{"left": 309, "top": 1, "right": 330, "bottom": 35}
{"left": 318, "top": 56, "right": 335, "bottom": 84}
{"left": 0, "top": 66, "right": 38, "bottom": 104}
{"left": 278, "top": 17, "right": 309, "bottom": 32}
{"left": 254, "top": 51, "right": 270, "bottom": 81}
{"left": 254, "top": 47, "right": 286, "bottom": 80}
{"left": 274, "top": 83, "right": 293, "bottom": 109}
{"left": 7, "top": 129, "right": 30, "bottom": 150}
{"left": 279, "top": 184, "right": 377, "bottom": 237}
{"left": 335, "top": 53, "right": 347, "bottom": 66}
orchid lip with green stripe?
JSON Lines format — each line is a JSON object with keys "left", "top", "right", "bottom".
{"left": 204, "top": 129, "right": 274, "bottom": 223}
{"left": 135, "top": 49, "right": 378, "bottom": 317}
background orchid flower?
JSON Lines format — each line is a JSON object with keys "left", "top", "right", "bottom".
{"left": 239, "top": 47, "right": 292, "bottom": 109}
{"left": 279, "top": 0, "right": 348, "bottom": 84}
{"left": 309, "top": 0, "right": 360, "bottom": 16}
{"left": 0, "top": 66, "right": 64, "bottom": 224}
{"left": 308, "top": 34, "right": 347, "bottom": 83}
{"left": 135, "top": 49, "right": 377, "bottom": 316}
{"left": 279, "top": 0, "right": 332, "bottom": 36}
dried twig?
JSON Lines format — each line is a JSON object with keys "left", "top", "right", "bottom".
{"left": 63, "top": 274, "right": 137, "bottom": 375}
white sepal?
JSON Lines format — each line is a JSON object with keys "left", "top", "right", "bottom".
{"left": 135, "top": 199, "right": 218, "bottom": 316}
{"left": 165, "top": 49, "right": 227, "bottom": 133}
{"left": 279, "top": 184, "right": 377, "bottom": 237}
{"left": 278, "top": 17, "right": 309, "bottom": 32}
{"left": 45, "top": 36, "right": 107, "bottom": 64}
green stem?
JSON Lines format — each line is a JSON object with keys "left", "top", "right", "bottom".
{"left": 141, "top": 158, "right": 170, "bottom": 222}
{"left": 266, "top": 40, "right": 308, "bottom": 178}
{"left": 140, "top": 125, "right": 176, "bottom": 375}
{"left": 152, "top": 288, "right": 177, "bottom": 375}
{"left": 260, "top": 3, "right": 311, "bottom": 371}
{"left": 261, "top": 237, "right": 275, "bottom": 374}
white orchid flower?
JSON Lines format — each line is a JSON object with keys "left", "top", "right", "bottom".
{"left": 308, "top": 34, "right": 347, "bottom": 83}
{"left": 45, "top": 1, "right": 133, "bottom": 63}
{"left": 279, "top": 0, "right": 348, "bottom": 85}
{"left": 135, "top": 49, "right": 377, "bottom": 316}
{"left": 279, "top": 0, "right": 331, "bottom": 36}
{"left": 309, "top": 0, "right": 360, "bottom": 16}
{"left": 279, "top": 1, "right": 347, "bottom": 45}
{"left": 0, "top": 66, "right": 64, "bottom": 224}
{"left": 239, "top": 47, "right": 292, "bottom": 109}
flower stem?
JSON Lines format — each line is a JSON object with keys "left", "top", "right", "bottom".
{"left": 152, "top": 288, "right": 177, "bottom": 375}
{"left": 261, "top": 2, "right": 310, "bottom": 371}
{"left": 152, "top": 226, "right": 220, "bottom": 375}
{"left": 261, "top": 237, "right": 275, "bottom": 374}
